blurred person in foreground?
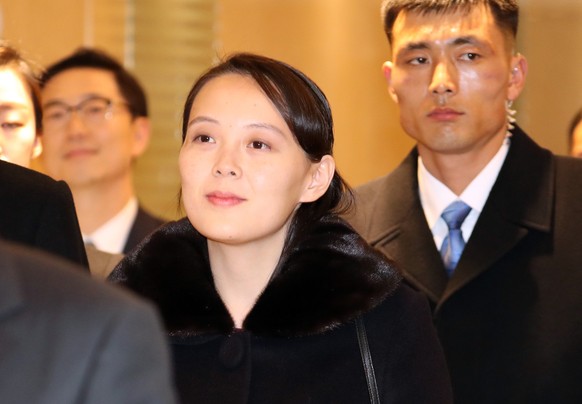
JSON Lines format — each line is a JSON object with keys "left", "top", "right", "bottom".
{"left": 0, "top": 238, "right": 176, "bottom": 403}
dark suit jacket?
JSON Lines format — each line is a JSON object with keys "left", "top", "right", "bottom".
{"left": 0, "top": 161, "right": 88, "bottom": 268}
{"left": 0, "top": 239, "right": 176, "bottom": 404}
{"left": 348, "top": 127, "right": 582, "bottom": 403}
{"left": 123, "top": 206, "right": 165, "bottom": 254}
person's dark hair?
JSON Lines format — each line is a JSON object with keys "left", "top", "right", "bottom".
{"left": 382, "top": 0, "right": 519, "bottom": 48}
{"left": 569, "top": 109, "right": 582, "bottom": 151}
{"left": 0, "top": 42, "right": 43, "bottom": 132}
{"left": 181, "top": 52, "right": 353, "bottom": 241}
{"left": 40, "top": 48, "right": 147, "bottom": 118}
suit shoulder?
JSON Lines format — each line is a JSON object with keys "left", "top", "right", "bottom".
{"left": 124, "top": 206, "right": 167, "bottom": 253}
{"left": 136, "top": 205, "right": 166, "bottom": 228}
{"left": 553, "top": 155, "right": 582, "bottom": 207}
{"left": 555, "top": 154, "right": 582, "bottom": 173}
{"left": 0, "top": 161, "right": 58, "bottom": 188}
{"left": 0, "top": 161, "right": 69, "bottom": 200}
{"left": 355, "top": 151, "right": 416, "bottom": 199}
{"left": 355, "top": 174, "right": 391, "bottom": 198}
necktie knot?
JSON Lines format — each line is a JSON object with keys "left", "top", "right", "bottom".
{"left": 441, "top": 200, "right": 471, "bottom": 230}
{"left": 440, "top": 201, "right": 471, "bottom": 276}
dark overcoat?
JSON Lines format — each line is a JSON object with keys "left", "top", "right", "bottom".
{"left": 0, "top": 160, "right": 88, "bottom": 268}
{"left": 348, "top": 127, "right": 582, "bottom": 403}
{"left": 110, "top": 215, "right": 453, "bottom": 404}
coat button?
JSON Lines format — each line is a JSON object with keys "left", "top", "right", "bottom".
{"left": 219, "top": 333, "right": 246, "bottom": 369}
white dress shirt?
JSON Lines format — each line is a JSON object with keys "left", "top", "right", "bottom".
{"left": 418, "top": 138, "right": 511, "bottom": 251}
{"left": 82, "top": 197, "right": 138, "bottom": 254}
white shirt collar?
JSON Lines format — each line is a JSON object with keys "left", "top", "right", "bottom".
{"left": 418, "top": 137, "right": 510, "bottom": 248}
{"left": 83, "top": 197, "right": 138, "bottom": 254}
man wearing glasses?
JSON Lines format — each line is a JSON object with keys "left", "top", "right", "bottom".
{"left": 40, "top": 48, "right": 164, "bottom": 260}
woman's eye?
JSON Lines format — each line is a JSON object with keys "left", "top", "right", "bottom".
{"left": 193, "top": 134, "right": 214, "bottom": 143}
{"left": 249, "top": 141, "right": 270, "bottom": 150}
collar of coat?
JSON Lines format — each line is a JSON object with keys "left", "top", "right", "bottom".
{"left": 109, "top": 214, "right": 401, "bottom": 338}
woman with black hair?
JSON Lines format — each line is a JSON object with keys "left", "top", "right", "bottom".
{"left": 110, "top": 53, "right": 452, "bottom": 404}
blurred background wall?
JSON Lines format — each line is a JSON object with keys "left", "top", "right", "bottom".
{"left": 1, "top": 0, "right": 580, "bottom": 220}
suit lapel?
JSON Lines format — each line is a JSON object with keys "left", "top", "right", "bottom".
{"left": 440, "top": 127, "right": 554, "bottom": 307}
{"left": 440, "top": 208, "right": 528, "bottom": 306}
{"left": 362, "top": 151, "right": 448, "bottom": 303}
{"left": 380, "top": 208, "right": 448, "bottom": 302}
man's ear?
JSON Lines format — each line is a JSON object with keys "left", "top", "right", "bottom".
{"left": 382, "top": 61, "right": 399, "bottom": 103}
{"left": 508, "top": 54, "right": 528, "bottom": 102}
{"left": 31, "top": 135, "right": 43, "bottom": 160}
{"left": 300, "top": 155, "right": 335, "bottom": 203}
{"left": 131, "top": 117, "right": 151, "bottom": 157}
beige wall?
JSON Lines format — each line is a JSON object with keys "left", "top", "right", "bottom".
{"left": 217, "top": 0, "right": 412, "bottom": 188}
{"left": 217, "top": 0, "right": 582, "bottom": 187}
{"left": 518, "top": 0, "right": 582, "bottom": 153}
{"left": 0, "top": 0, "right": 124, "bottom": 66}
{"left": 1, "top": 0, "right": 581, "bottom": 218}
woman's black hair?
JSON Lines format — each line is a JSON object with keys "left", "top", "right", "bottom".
{"left": 181, "top": 52, "right": 354, "bottom": 248}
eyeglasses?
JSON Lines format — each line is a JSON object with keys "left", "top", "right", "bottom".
{"left": 42, "top": 96, "right": 129, "bottom": 130}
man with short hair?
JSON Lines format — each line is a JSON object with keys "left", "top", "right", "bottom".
{"left": 40, "top": 48, "right": 164, "bottom": 255}
{"left": 349, "top": 0, "right": 582, "bottom": 402}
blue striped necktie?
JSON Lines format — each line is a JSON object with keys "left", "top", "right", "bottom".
{"left": 440, "top": 201, "right": 472, "bottom": 277}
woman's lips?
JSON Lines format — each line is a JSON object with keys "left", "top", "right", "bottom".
{"left": 206, "top": 191, "right": 246, "bottom": 206}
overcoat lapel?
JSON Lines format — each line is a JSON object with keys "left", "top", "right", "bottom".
{"left": 380, "top": 209, "right": 447, "bottom": 303}
{"left": 357, "top": 126, "right": 554, "bottom": 310}
{"left": 441, "top": 127, "right": 554, "bottom": 306}
{"left": 359, "top": 151, "right": 448, "bottom": 303}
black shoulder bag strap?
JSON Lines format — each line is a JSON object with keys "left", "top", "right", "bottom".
{"left": 356, "top": 316, "right": 380, "bottom": 404}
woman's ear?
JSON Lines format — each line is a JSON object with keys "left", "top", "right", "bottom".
{"left": 300, "top": 155, "right": 335, "bottom": 203}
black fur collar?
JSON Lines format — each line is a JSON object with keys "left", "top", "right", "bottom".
{"left": 109, "top": 215, "right": 401, "bottom": 338}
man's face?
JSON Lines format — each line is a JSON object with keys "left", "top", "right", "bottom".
{"left": 383, "top": 6, "right": 526, "bottom": 162}
{"left": 571, "top": 122, "right": 582, "bottom": 158}
{"left": 41, "top": 68, "right": 148, "bottom": 189}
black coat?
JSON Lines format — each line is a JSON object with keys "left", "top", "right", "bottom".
{"left": 110, "top": 215, "right": 453, "bottom": 404}
{"left": 0, "top": 160, "right": 88, "bottom": 268}
{"left": 349, "top": 127, "right": 582, "bottom": 403}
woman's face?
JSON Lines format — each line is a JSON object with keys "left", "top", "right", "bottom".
{"left": 0, "top": 68, "right": 41, "bottom": 167}
{"left": 180, "top": 73, "right": 317, "bottom": 247}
